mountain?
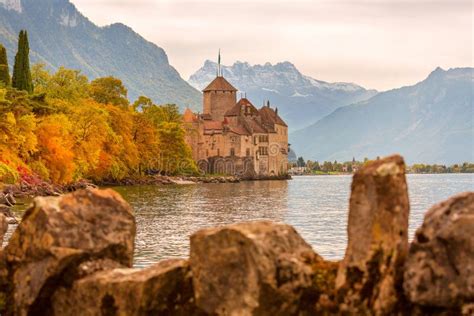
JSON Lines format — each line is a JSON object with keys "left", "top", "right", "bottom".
{"left": 0, "top": 0, "right": 201, "bottom": 110}
{"left": 290, "top": 67, "right": 474, "bottom": 165}
{"left": 188, "top": 60, "right": 377, "bottom": 130}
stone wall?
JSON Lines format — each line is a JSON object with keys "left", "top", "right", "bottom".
{"left": 0, "top": 154, "right": 472, "bottom": 315}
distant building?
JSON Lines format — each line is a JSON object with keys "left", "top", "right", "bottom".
{"left": 184, "top": 71, "right": 289, "bottom": 177}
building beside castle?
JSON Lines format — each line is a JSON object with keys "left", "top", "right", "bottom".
{"left": 183, "top": 74, "right": 289, "bottom": 177}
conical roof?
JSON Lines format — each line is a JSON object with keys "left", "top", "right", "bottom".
{"left": 202, "top": 76, "right": 238, "bottom": 92}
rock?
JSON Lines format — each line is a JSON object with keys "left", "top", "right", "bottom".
{"left": 0, "top": 214, "right": 7, "bottom": 245}
{"left": 190, "top": 221, "right": 322, "bottom": 315}
{"left": 51, "top": 259, "right": 202, "bottom": 316}
{"left": 0, "top": 205, "right": 17, "bottom": 225}
{"left": 0, "top": 193, "right": 16, "bottom": 206}
{"left": 404, "top": 192, "right": 474, "bottom": 311}
{"left": 336, "top": 155, "right": 410, "bottom": 315}
{"left": 3, "top": 189, "right": 136, "bottom": 316}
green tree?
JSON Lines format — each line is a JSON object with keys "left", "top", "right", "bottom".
{"left": 296, "top": 157, "right": 306, "bottom": 168}
{"left": 12, "top": 30, "right": 33, "bottom": 93}
{"left": 90, "top": 76, "right": 128, "bottom": 107}
{"left": 0, "top": 44, "right": 10, "bottom": 86}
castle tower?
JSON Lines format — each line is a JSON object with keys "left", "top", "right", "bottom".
{"left": 202, "top": 76, "right": 237, "bottom": 121}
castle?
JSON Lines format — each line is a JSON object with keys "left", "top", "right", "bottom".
{"left": 184, "top": 71, "right": 289, "bottom": 177}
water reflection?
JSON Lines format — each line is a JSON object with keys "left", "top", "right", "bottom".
{"left": 112, "top": 181, "right": 289, "bottom": 267}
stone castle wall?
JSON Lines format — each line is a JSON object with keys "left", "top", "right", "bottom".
{"left": 203, "top": 90, "right": 236, "bottom": 121}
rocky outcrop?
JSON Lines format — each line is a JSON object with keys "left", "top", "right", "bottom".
{"left": 190, "top": 221, "right": 322, "bottom": 315}
{"left": 51, "top": 259, "right": 202, "bottom": 316}
{"left": 336, "top": 155, "right": 410, "bottom": 314}
{"left": 404, "top": 192, "right": 474, "bottom": 313}
{"left": 0, "top": 154, "right": 472, "bottom": 316}
{"left": 2, "top": 189, "right": 136, "bottom": 316}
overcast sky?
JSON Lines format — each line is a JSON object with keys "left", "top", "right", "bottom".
{"left": 70, "top": 0, "right": 472, "bottom": 91}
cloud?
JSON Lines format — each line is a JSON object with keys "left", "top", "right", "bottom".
{"left": 70, "top": 0, "right": 473, "bottom": 90}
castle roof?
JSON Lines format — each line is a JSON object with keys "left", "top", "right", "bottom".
{"left": 225, "top": 98, "right": 259, "bottom": 117}
{"left": 259, "top": 106, "right": 288, "bottom": 127}
{"left": 203, "top": 120, "right": 223, "bottom": 130}
{"left": 183, "top": 108, "right": 197, "bottom": 123}
{"left": 202, "top": 76, "right": 238, "bottom": 92}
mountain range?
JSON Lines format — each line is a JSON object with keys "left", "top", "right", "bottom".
{"left": 290, "top": 67, "right": 474, "bottom": 164}
{"left": 188, "top": 60, "right": 377, "bottom": 130}
{"left": 0, "top": 0, "right": 201, "bottom": 110}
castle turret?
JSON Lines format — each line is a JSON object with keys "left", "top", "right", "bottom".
{"left": 202, "top": 76, "right": 237, "bottom": 121}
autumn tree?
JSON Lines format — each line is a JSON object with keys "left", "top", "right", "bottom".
{"left": 12, "top": 30, "right": 33, "bottom": 93}
{"left": 155, "top": 122, "right": 197, "bottom": 175}
{"left": 90, "top": 76, "right": 128, "bottom": 107}
{"left": 35, "top": 114, "right": 75, "bottom": 184}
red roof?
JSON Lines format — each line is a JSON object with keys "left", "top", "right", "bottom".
{"left": 203, "top": 120, "right": 223, "bottom": 130}
{"left": 203, "top": 76, "right": 238, "bottom": 92}
{"left": 259, "top": 106, "right": 287, "bottom": 127}
{"left": 225, "top": 98, "right": 259, "bottom": 117}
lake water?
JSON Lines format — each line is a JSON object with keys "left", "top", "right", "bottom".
{"left": 6, "top": 174, "right": 474, "bottom": 268}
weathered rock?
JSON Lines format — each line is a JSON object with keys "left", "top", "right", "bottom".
{"left": 51, "top": 259, "right": 202, "bottom": 316}
{"left": 0, "top": 192, "right": 16, "bottom": 206}
{"left": 3, "top": 189, "right": 136, "bottom": 316}
{"left": 404, "top": 192, "right": 474, "bottom": 311}
{"left": 190, "top": 221, "right": 322, "bottom": 315}
{"left": 336, "top": 155, "right": 410, "bottom": 315}
{"left": 0, "top": 204, "right": 17, "bottom": 224}
{"left": 0, "top": 213, "right": 7, "bottom": 245}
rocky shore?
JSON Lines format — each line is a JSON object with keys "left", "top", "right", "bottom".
{"left": 0, "top": 155, "right": 472, "bottom": 315}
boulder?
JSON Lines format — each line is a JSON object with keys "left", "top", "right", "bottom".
{"left": 336, "top": 155, "right": 410, "bottom": 315}
{"left": 404, "top": 192, "right": 474, "bottom": 311}
{"left": 3, "top": 189, "right": 136, "bottom": 316}
{"left": 0, "top": 213, "right": 7, "bottom": 245}
{"left": 190, "top": 221, "right": 322, "bottom": 315}
{"left": 51, "top": 259, "right": 202, "bottom": 316}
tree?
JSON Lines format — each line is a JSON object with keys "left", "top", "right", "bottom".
{"left": 133, "top": 96, "right": 154, "bottom": 112}
{"left": 155, "top": 122, "right": 197, "bottom": 175}
{"left": 0, "top": 44, "right": 10, "bottom": 86}
{"left": 90, "top": 77, "right": 128, "bottom": 107}
{"left": 296, "top": 157, "right": 306, "bottom": 168}
{"left": 34, "top": 66, "right": 89, "bottom": 101}
{"left": 12, "top": 30, "right": 33, "bottom": 93}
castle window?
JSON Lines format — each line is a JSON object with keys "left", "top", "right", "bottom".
{"left": 258, "top": 135, "right": 269, "bottom": 143}
{"left": 230, "top": 148, "right": 235, "bottom": 156}
{"left": 217, "top": 149, "right": 220, "bottom": 156}
{"left": 259, "top": 147, "right": 268, "bottom": 156}
{"left": 246, "top": 148, "right": 250, "bottom": 156}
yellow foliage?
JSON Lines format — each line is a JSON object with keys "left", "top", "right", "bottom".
{"left": 0, "top": 65, "right": 197, "bottom": 185}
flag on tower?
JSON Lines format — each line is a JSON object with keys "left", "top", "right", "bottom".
{"left": 218, "top": 49, "right": 221, "bottom": 76}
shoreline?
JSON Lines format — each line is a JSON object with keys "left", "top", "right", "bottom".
{"left": 291, "top": 172, "right": 474, "bottom": 176}
{"left": 1, "top": 174, "right": 292, "bottom": 199}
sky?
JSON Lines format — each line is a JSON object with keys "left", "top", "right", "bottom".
{"left": 70, "top": 0, "right": 473, "bottom": 91}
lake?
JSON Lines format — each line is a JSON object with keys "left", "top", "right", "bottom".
{"left": 112, "top": 174, "right": 473, "bottom": 267}
{"left": 6, "top": 174, "right": 474, "bottom": 268}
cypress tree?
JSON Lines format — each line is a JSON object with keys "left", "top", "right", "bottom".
{"left": 0, "top": 44, "right": 10, "bottom": 86}
{"left": 12, "top": 30, "right": 33, "bottom": 93}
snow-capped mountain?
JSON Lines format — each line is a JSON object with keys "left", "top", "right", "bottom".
{"left": 290, "top": 67, "right": 474, "bottom": 164}
{"left": 189, "top": 60, "right": 377, "bottom": 130}
{"left": 0, "top": 0, "right": 201, "bottom": 110}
